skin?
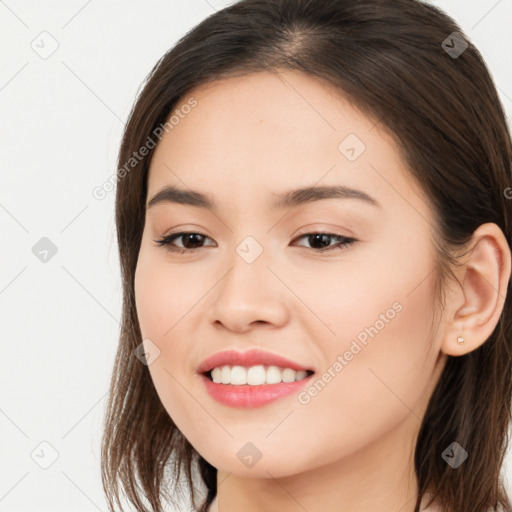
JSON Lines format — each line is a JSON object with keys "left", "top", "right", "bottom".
{"left": 134, "top": 69, "right": 511, "bottom": 512}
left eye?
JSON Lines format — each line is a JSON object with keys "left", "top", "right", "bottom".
{"left": 153, "top": 232, "right": 357, "bottom": 253}
{"left": 292, "top": 232, "right": 356, "bottom": 251}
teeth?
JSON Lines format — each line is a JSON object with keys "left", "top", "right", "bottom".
{"left": 210, "top": 365, "right": 309, "bottom": 385}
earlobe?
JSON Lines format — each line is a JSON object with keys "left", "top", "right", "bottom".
{"left": 440, "top": 222, "right": 511, "bottom": 357}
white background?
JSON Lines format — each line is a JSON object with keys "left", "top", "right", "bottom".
{"left": 1, "top": 1, "right": 511, "bottom": 510}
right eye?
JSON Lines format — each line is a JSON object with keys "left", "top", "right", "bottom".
{"left": 153, "top": 232, "right": 216, "bottom": 254}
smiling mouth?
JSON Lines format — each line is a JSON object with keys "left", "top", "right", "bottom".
{"left": 202, "top": 365, "right": 315, "bottom": 386}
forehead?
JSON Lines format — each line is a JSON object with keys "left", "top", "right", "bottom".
{"left": 146, "top": 69, "right": 427, "bottom": 214}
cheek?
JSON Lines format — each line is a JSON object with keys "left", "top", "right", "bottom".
{"left": 134, "top": 247, "right": 204, "bottom": 339}
{"left": 134, "top": 251, "right": 201, "bottom": 423}
{"left": 282, "top": 277, "right": 437, "bottom": 473}
{"left": 299, "top": 230, "right": 435, "bottom": 353}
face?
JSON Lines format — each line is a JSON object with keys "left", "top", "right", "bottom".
{"left": 134, "top": 70, "right": 446, "bottom": 478}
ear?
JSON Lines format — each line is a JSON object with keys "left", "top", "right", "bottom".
{"left": 441, "top": 222, "right": 511, "bottom": 357}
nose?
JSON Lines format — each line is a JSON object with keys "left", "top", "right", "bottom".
{"left": 206, "top": 243, "right": 290, "bottom": 333}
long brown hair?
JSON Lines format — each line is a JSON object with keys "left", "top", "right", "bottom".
{"left": 100, "top": 1, "right": 512, "bottom": 511}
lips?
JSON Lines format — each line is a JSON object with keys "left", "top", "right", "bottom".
{"left": 196, "top": 348, "right": 315, "bottom": 375}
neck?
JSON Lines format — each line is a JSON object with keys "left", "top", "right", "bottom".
{"left": 215, "top": 411, "right": 422, "bottom": 512}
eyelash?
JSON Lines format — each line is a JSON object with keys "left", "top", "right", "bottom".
{"left": 153, "top": 231, "right": 357, "bottom": 254}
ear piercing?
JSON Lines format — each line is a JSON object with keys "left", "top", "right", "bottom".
{"left": 457, "top": 335, "right": 464, "bottom": 344}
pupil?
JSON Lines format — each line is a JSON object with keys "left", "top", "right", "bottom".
{"left": 310, "top": 234, "right": 330, "bottom": 249}
{"left": 184, "top": 233, "right": 203, "bottom": 248}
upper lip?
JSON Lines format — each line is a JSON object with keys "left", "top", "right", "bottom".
{"left": 197, "top": 348, "right": 315, "bottom": 374}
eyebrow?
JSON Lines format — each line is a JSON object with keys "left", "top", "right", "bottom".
{"left": 146, "top": 184, "right": 381, "bottom": 211}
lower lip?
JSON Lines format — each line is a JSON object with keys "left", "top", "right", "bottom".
{"left": 200, "top": 373, "right": 314, "bottom": 408}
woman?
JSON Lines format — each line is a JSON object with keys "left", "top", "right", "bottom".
{"left": 101, "top": 1, "right": 512, "bottom": 511}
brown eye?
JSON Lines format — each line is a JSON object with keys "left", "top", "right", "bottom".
{"left": 291, "top": 233, "right": 356, "bottom": 252}
{"left": 153, "top": 232, "right": 215, "bottom": 253}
